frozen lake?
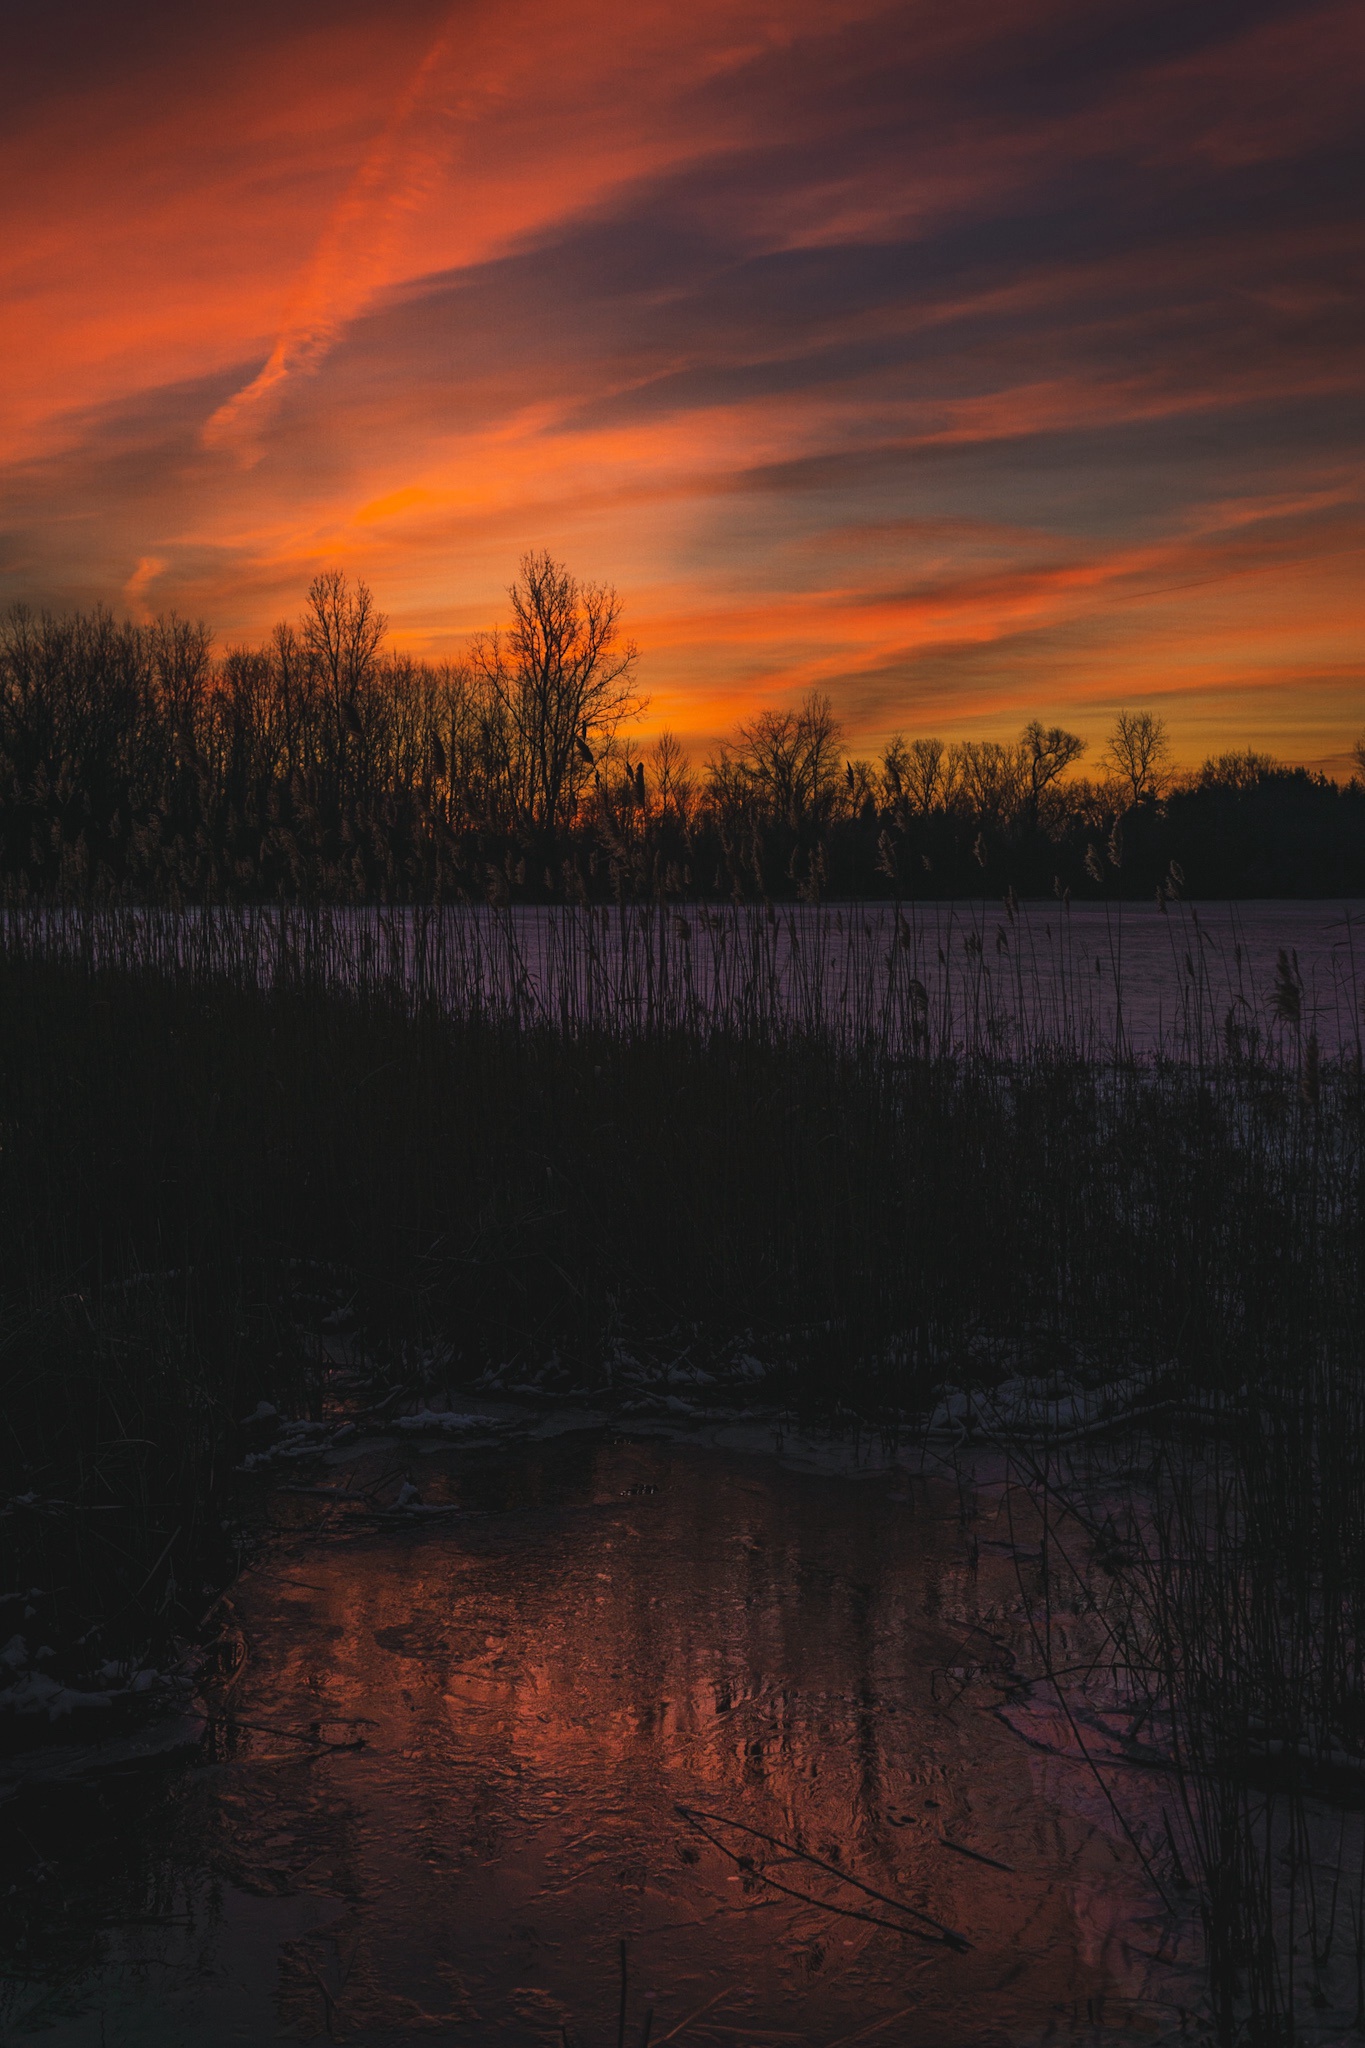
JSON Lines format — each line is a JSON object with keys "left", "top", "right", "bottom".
{"left": 0, "top": 1423, "right": 1198, "bottom": 2045}
{"left": 11, "top": 897, "right": 1363, "bottom": 1059}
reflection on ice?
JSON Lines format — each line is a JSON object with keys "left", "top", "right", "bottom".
{"left": 3, "top": 1434, "right": 1199, "bottom": 2044}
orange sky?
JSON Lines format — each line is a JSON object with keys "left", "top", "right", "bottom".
{"left": 2, "top": 0, "right": 1361, "bottom": 771}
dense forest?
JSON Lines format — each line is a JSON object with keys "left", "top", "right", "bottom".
{"left": 1, "top": 555, "right": 1361, "bottom": 904}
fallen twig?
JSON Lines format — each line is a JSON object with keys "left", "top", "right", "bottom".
{"left": 674, "top": 1805, "right": 970, "bottom": 1950}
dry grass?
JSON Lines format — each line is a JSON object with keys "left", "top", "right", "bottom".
{"left": 2, "top": 901, "right": 1361, "bottom": 2045}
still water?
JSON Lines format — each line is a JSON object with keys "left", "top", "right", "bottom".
{"left": 1, "top": 1427, "right": 1196, "bottom": 2046}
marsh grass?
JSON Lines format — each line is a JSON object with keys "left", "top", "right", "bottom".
{"left": 3, "top": 903, "right": 1354, "bottom": 1646}
{"left": 2, "top": 900, "right": 1361, "bottom": 2044}
{"left": 1004, "top": 1326, "right": 1365, "bottom": 2043}
{"left": 12, "top": 895, "right": 1362, "bottom": 1064}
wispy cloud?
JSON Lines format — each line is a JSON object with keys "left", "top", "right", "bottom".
{"left": 202, "top": 8, "right": 467, "bottom": 457}
{"left": 2, "top": 0, "right": 1360, "bottom": 767}
{"left": 124, "top": 554, "right": 168, "bottom": 621}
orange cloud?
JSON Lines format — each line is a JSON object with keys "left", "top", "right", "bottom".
{"left": 1, "top": 0, "right": 1360, "bottom": 774}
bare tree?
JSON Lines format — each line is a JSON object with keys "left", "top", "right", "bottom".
{"left": 720, "top": 709, "right": 797, "bottom": 821}
{"left": 951, "top": 739, "right": 1023, "bottom": 823}
{"left": 1352, "top": 734, "right": 1365, "bottom": 782}
{"left": 725, "top": 691, "right": 844, "bottom": 827}
{"left": 148, "top": 613, "right": 213, "bottom": 735}
{"left": 302, "top": 571, "right": 386, "bottom": 792}
{"left": 303, "top": 571, "right": 385, "bottom": 700}
{"left": 470, "top": 552, "right": 641, "bottom": 836}
{"left": 1019, "top": 720, "right": 1086, "bottom": 825}
{"left": 212, "top": 645, "right": 282, "bottom": 795}
{"left": 267, "top": 621, "right": 314, "bottom": 782}
{"left": 796, "top": 693, "right": 843, "bottom": 823}
{"left": 703, "top": 742, "right": 752, "bottom": 821}
{"left": 1105, "top": 709, "right": 1171, "bottom": 805}
{"left": 1198, "top": 749, "right": 1278, "bottom": 790}
{"left": 895, "top": 735, "right": 954, "bottom": 814}
{"left": 649, "top": 729, "right": 695, "bottom": 825}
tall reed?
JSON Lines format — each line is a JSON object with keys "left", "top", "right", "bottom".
{"left": 3, "top": 898, "right": 1361, "bottom": 2048}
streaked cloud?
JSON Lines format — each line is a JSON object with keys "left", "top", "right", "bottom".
{"left": 2, "top": 0, "right": 1360, "bottom": 770}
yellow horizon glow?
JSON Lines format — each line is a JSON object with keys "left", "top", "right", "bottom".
{"left": 2, "top": 0, "right": 1360, "bottom": 778}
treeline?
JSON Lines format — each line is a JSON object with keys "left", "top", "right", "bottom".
{"left": 1, "top": 554, "right": 1361, "bottom": 903}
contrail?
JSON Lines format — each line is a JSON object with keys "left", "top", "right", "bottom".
{"left": 203, "top": 8, "right": 465, "bottom": 459}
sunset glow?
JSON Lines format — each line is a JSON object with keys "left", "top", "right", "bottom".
{"left": 3, "top": 0, "right": 1361, "bottom": 769}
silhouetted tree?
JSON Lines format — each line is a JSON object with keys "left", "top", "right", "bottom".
{"left": 469, "top": 552, "right": 640, "bottom": 836}
{"left": 1019, "top": 720, "right": 1086, "bottom": 828}
{"left": 1, "top": 583, "right": 1360, "bottom": 906}
{"left": 1197, "top": 750, "right": 1279, "bottom": 790}
{"left": 649, "top": 729, "right": 696, "bottom": 827}
{"left": 1105, "top": 709, "right": 1170, "bottom": 805}
{"left": 709, "top": 691, "right": 843, "bottom": 828}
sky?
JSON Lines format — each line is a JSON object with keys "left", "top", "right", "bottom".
{"left": 1, "top": 0, "right": 1361, "bottom": 771}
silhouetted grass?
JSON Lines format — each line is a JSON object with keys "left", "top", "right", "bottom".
{"left": 3, "top": 906, "right": 1358, "bottom": 1671}
{"left": 1006, "top": 1252, "right": 1364, "bottom": 2043}
{"left": 3, "top": 902, "right": 1362, "bottom": 2040}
